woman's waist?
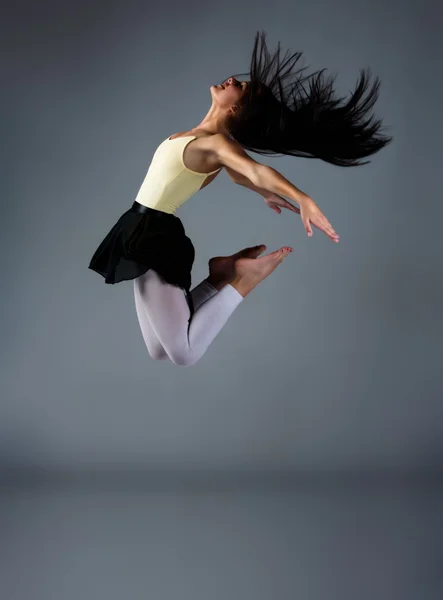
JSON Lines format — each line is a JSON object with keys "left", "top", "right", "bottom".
{"left": 130, "top": 201, "right": 177, "bottom": 218}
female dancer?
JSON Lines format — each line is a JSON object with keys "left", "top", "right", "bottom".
{"left": 89, "top": 31, "right": 392, "bottom": 366}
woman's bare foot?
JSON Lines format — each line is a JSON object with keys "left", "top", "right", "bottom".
{"left": 230, "top": 246, "right": 293, "bottom": 298}
{"left": 207, "top": 245, "right": 267, "bottom": 289}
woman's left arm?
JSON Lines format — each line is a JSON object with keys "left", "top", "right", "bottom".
{"left": 214, "top": 134, "right": 339, "bottom": 242}
{"left": 224, "top": 166, "right": 301, "bottom": 216}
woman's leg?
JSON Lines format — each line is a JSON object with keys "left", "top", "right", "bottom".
{"left": 134, "top": 277, "right": 169, "bottom": 360}
{"left": 135, "top": 269, "right": 244, "bottom": 366}
{"left": 133, "top": 276, "right": 219, "bottom": 360}
{"left": 133, "top": 245, "right": 268, "bottom": 360}
{"left": 133, "top": 245, "right": 291, "bottom": 365}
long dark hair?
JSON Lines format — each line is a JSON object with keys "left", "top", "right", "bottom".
{"left": 224, "top": 31, "right": 393, "bottom": 167}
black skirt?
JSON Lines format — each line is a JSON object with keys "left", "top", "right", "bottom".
{"left": 88, "top": 201, "right": 196, "bottom": 319}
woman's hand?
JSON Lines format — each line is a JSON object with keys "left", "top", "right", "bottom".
{"left": 264, "top": 193, "right": 339, "bottom": 243}
{"left": 299, "top": 196, "right": 339, "bottom": 242}
{"left": 264, "top": 193, "right": 300, "bottom": 215}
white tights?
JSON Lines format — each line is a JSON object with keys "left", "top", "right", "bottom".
{"left": 133, "top": 269, "right": 244, "bottom": 366}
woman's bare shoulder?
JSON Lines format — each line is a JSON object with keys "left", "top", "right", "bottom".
{"left": 204, "top": 133, "right": 243, "bottom": 153}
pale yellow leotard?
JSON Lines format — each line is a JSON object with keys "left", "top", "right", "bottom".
{"left": 133, "top": 136, "right": 222, "bottom": 214}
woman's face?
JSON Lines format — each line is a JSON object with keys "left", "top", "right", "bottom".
{"left": 211, "top": 77, "right": 249, "bottom": 109}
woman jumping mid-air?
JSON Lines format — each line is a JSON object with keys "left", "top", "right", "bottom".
{"left": 88, "top": 31, "right": 392, "bottom": 366}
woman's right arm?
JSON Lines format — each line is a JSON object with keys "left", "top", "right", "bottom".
{"left": 224, "top": 165, "right": 272, "bottom": 198}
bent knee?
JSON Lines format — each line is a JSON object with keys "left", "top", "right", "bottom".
{"left": 168, "top": 348, "right": 200, "bottom": 367}
{"left": 148, "top": 347, "right": 170, "bottom": 361}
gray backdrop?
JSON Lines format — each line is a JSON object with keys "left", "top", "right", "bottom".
{"left": 2, "top": 0, "right": 442, "bottom": 598}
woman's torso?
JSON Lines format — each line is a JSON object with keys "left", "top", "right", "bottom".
{"left": 133, "top": 130, "right": 224, "bottom": 214}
